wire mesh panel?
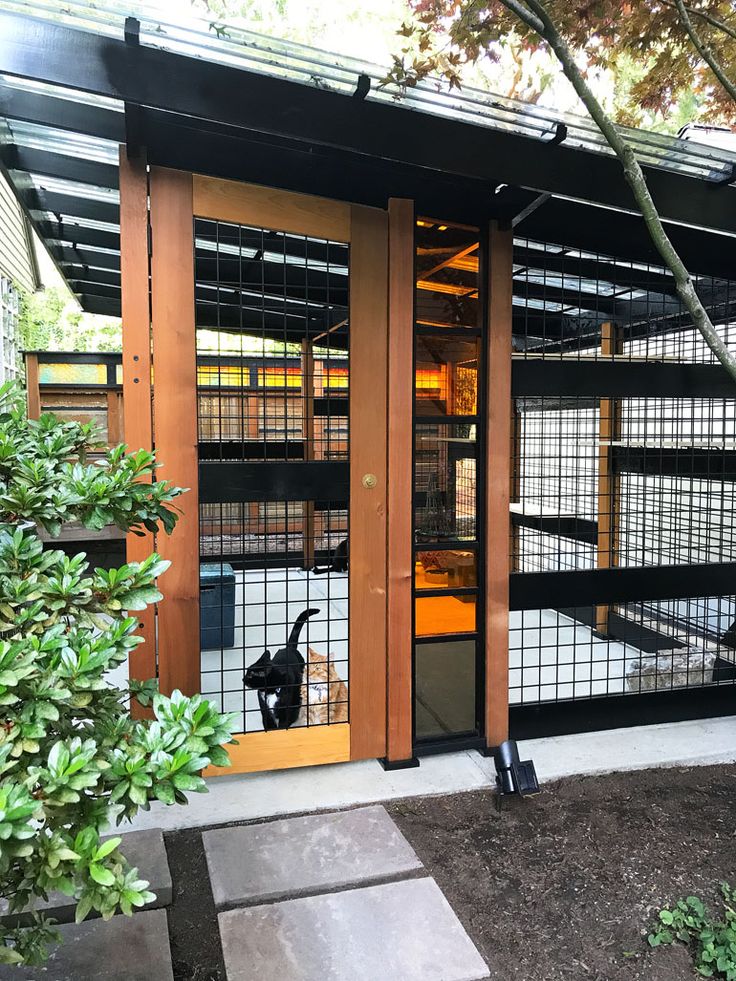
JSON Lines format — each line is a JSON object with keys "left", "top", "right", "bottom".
{"left": 195, "top": 217, "right": 349, "bottom": 734}
{"left": 510, "top": 595, "right": 736, "bottom": 705}
{"left": 510, "top": 235, "right": 736, "bottom": 718}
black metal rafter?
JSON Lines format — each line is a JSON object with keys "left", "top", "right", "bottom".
{"left": 3, "top": 144, "right": 118, "bottom": 189}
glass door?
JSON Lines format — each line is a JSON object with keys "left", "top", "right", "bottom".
{"left": 412, "top": 218, "right": 484, "bottom": 747}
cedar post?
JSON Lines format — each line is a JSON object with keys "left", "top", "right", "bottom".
{"left": 385, "top": 198, "right": 416, "bottom": 766}
{"left": 595, "top": 321, "right": 623, "bottom": 634}
{"left": 25, "top": 353, "right": 40, "bottom": 418}
{"left": 149, "top": 167, "right": 200, "bottom": 697}
{"left": 485, "top": 221, "right": 514, "bottom": 749}
{"left": 119, "top": 148, "right": 156, "bottom": 711}
{"left": 349, "top": 204, "right": 389, "bottom": 760}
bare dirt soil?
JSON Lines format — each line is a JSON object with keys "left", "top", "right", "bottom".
{"left": 164, "top": 762, "right": 736, "bottom": 980}
{"left": 386, "top": 763, "right": 736, "bottom": 980}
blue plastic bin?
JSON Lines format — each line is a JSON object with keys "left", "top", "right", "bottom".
{"left": 200, "top": 563, "right": 236, "bottom": 650}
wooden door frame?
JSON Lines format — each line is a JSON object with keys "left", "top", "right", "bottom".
{"left": 132, "top": 171, "right": 390, "bottom": 773}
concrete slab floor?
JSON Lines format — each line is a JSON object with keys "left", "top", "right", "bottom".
{"left": 122, "top": 715, "right": 735, "bottom": 834}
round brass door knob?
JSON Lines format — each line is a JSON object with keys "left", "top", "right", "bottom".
{"left": 362, "top": 473, "right": 377, "bottom": 489}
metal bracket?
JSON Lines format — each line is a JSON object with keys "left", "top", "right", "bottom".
{"left": 353, "top": 74, "right": 371, "bottom": 100}
{"left": 542, "top": 122, "right": 568, "bottom": 146}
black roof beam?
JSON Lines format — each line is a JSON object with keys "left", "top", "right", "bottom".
{"left": 32, "top": 190, "right": 119, "bottom": 225}
{"left": 519, "top": 198, "right": 736, "bottom": 280}
{"left": 513, "top": 245, "right": 680, "bottom": 298}
{"left": 156, "top": 114, "right": 493, "bottom": 223}
{"left": 70, "top": 281, "right": 120, "bottom": 300}
{"left": 3, "top": 10, "right": 736, "bottom": 235}
{"left": 38, "top": 221, "right": 120, "bottom": 252}
{"left": 56, "top": 245, "right": 120, "bottom": 271}
{"left": 80, "top": 294, "right": 121, "bottom": 317}
{"left": 0, "top": 80, "right": 124, "bottom": 142}
{"left": 3, "top": 145, "right": 118, "bottom": 189}
{"left": 63, "top": 265, "right": 120, "bottom": 288}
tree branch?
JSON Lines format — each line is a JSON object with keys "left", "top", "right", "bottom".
{"left": 497, "top": 0, "right": 736, "bottom": 381}
{"left": 674, "top": 0, "right": 736, "bottom": 102}
{"left": 661, "top": 0, "right": 736, "bottom": 43}
{"left": 496, "top": 0, "right": 544, "bottom": 35}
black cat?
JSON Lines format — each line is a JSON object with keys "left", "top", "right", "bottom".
{"left": 312, "top": 538, "right": 348, "bottom": 576}
{"left": 243, "top": 608, "right": 319, "bottom": 730}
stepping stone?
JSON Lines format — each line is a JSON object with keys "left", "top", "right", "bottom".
{"left": 0, "top": 908, "right": 174, "bottom": 981}
{"left": 0, "top": 829, "right": 172, "bottom": 926}
{"left": 218, "top": 877, "right": 490, "bottom": 981}
{"left": 203, "top": 805, "right": 422, "bottom": 907}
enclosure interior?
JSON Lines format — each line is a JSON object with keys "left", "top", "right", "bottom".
{"left": 195, "top": 217, "right": 350, "bottom": 735}
{"left": 509, "top": 236, "right": 736, "bottom": 717}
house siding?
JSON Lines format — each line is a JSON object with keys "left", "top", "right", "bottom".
{"left": 0, "top": 172, "right": 36, "bottom": 293}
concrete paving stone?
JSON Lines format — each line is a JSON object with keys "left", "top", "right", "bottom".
{"left": 203, "top": 804, "right": 423, "bottom": 907}
{"left": 0, "top": 829, "right": 172, "bottom": 926}
{"left": 0, "top": 908, "right": 173, "bottom": 981}
{"left": 218, "top": 877, "right": 490, "bottom": 981}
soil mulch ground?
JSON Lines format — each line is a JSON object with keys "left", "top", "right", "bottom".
{"left": 387, "top": 763, "right": 736, "bottom": 980}
{"left": 164, "top": 762, "right": 736, "bottom": 980}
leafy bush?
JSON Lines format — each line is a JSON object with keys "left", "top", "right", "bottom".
{"left": 649, "top": 884, "right": 736, "bottom": 979}
{"left": 0, "top": 382, "right": 236, "bottom": 965}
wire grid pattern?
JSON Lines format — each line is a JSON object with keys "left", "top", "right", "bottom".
{"left": 513, "top": 237, "right": 736, "bottom": 363}
{"left": 195, "top": 216, "right": 349, "bottom": 733}
{"left": 511, "top": 236, "right": 736, "bottom": 706}
{"left": 509, "top": 597, "right": 736, "bottom": 705}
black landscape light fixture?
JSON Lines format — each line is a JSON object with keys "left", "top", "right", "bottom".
{"left": 493, "top": 740, "right": 540, "bottom": 804}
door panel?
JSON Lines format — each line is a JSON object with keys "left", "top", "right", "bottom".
{"left": 187, "top": 179, "right": 387, "bottom": 773}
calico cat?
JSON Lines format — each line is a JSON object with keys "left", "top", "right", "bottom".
{"left": 243, "top": 608, "right": 318, "bottom": 730}
{"left": 312, "top": 537, "right": 348, "bottom": 576}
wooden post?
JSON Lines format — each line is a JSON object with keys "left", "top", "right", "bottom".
{"left": 149, "top": 167, "right": 200, "bottom": 697}
{"left": 25, "top": 353, "right": 40, "bottom": 418}
{"left": 106, "top": 389, "right": 122, "bottom": 446}
{"left": 349, "top": 204, "right": 388, "bottom": 760}
{"left": 595, "top": 321, "right": 623, "bottom": 635}
{"left": 485, "top": 221, "right": 514, "bottom": 749}
{"left": 301, "top": 338, "right": 315, "bottom": 569}
{"left": 385, "top": 198, "right": 416, "bottom": 766}
{"left": 119, "top": 148, "right": 156, "bottom": 711}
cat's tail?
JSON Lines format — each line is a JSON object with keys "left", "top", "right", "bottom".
{"left": 287, "top": 607, "right": 320, "bottom": 648}
{"left": 310, "top": 565, "right": 330, "bottom": 575}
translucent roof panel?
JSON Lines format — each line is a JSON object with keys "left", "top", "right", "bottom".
{"left": 1, "top": 0, "right": 735, "bottom": 184}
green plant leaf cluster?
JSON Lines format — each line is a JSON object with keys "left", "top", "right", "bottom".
{"left": 649, "top": 885, "right": 736, "bottom": 978}
{"left": 0, "top": 381, "right": 183, "bottom": 537}
{"left": 0, "top": 382, "right": 237, "bottom": 964}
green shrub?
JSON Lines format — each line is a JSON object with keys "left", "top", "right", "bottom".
{"left": 0, "top": 382, "right": 236, "bottom": 965}
{"left": 649, "top": 884, "right": 736, "bottom": 978}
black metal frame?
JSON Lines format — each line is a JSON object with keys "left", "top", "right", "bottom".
{"left": 411, "top": 217, "right": 488, "bottom": 750}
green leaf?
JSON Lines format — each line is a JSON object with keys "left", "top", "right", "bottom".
{"left": 75, "top": 895, "right": 94, "bottom": 924}
{"left": 94, "top": 837, "right": 121, "bottom": 861}
{"left": 88, "top": 863, "right": 115, "bottom": 887}
{"left": 0, "top": 948, "right": 23, "bottom": 965}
